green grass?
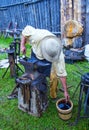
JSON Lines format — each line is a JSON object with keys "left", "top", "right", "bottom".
{"left": 0, "top": 37, "right": 89, "bottom": 130}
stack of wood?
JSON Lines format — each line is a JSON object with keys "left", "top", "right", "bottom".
{"left": 63, "top": 20, "right": 84, "bottom": 63}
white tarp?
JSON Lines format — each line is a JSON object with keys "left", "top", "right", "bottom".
{"left": 84, "top": 44, "right": 89, "bottom": 61}
{"left": 0, "top": 59, "right": 9, "bottom": 68}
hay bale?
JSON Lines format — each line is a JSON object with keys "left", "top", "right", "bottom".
{"left": 64, "top": 20, "right": 83, "bottom": 38}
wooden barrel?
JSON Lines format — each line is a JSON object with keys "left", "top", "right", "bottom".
{"left": 56, "top": 98, "right": 73, "bottom": 120}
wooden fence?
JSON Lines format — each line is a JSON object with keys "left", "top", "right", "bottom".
{"left": 0, "top": 0, "right": 61, "bottom": 35}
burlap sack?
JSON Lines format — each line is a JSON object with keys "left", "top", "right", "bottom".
{"left": 64, "top": 20, "right": 83, "bottom": 38}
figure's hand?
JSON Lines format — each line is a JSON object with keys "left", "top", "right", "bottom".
{"left": 20, "top": 35, "right": 27, "bottom": 54}
{"left": 64, "top": 91, "right": 70, "bottom": 102}
{"left": 21, "top": 46, "right": 26, "bottom": 54}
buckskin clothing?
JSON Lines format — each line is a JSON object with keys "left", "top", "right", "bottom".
{"left": 22, "top": 25, "right": 67, "bottom": 98}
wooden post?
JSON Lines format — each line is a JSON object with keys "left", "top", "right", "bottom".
{"left": 8, "top": 50, "right": 15, "bottom": 77}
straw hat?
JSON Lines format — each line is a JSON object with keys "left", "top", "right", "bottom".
{"left": 41, "top": 37, "right": 61, "bottom": 62}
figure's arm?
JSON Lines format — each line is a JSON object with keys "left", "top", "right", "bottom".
{"left": 59, "top": 76, "right": 70, "bottom": 102}
{"left": 20, "top": 35, "right": 27, "bottom": 54}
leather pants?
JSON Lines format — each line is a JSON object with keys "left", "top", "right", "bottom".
{"left": 50, "top": 72, "right": 58, "bottom": 98}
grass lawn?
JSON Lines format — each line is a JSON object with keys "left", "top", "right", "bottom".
{"left": 0, "top": 37, "right": 89, "bottom": 130}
